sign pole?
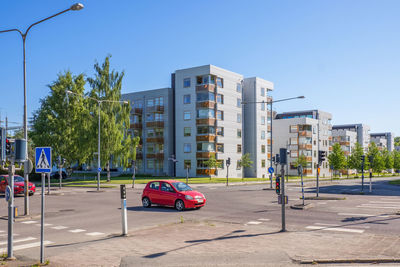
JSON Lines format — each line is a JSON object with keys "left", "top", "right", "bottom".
{"left": 40, "top": 172, "right": 45, "bottom": 264}
{"left": 280, "top": 164, "right": 286, "bottom": 232}
{"left": 120, "top": 185, "right": 128, "bottom": 236}
{"left": 7, "top": 162, "right": 15, "bottom": 260}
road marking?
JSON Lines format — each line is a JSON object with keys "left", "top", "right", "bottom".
{"left": 35, "top": 223, "right": 53, "bottom": 227}
{"left": 0, "top": 237, "right": 36, "bottom": 246}
{"left": 0, "top": 241, "right": 53, "bottom": 254}
{"left": 357, "top": 205, "right": 400, "bottom": 209}
{"left": 21, "top": 221, "right": 37, "bottom": 224}
{"left": 315, "top": 223, "right": 369, "bottom": 229}
{"left": 86, "top": 232, "right": 104, "bottom": 236}
{"left": 69, "top": 229, "right": 86, "bottom": 233}
{"left": 369, "top": 201, "right": 400, "bottom": 204}
{"left": 381, "top": 198, "right": 400, "bottom": 201}
{"left": 209, "top": 188, "right": 217, "bottom": 190}
{"left": 246, "top": 221, "right": 262, "bottom": 225}
{"left": 0, "top": 231, "right": 4, "bottom": 233}
{"left": 338, "top": 213, "right": 389, "bottom": 218}
{"left": 51, "top": 226, "right": 68, "bottom": 230}
{"left": 0, "top": 234, "right": 19, "bottom": 237}
{"left": 257, "top": 218, "right": 270, "bottom": 221}
{"left": 317, "top": 202, "right": 327, "bottom": 205}
{"left": 306, "top": 225, "right": 364, "bottom": 233}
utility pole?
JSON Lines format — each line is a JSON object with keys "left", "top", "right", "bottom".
{"left": 7, "top": 162, "right": 15, "bottom": 260}
{"left": 316, "top": 122, "right": 320, "bottom": 197}
{"left": 279, "top": 148, "right": 287, "bottom": 232}
{"left": 226, "top": 157, "right": 231, "bottom": 186}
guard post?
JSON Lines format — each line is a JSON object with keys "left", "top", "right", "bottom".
{"left": 120, "top": 185, "right": 128, "bottom": 236}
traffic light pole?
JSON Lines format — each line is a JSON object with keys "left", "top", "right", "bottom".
{"left": 316, "top": 163, "right": 319, "bottom": 197}
{"left": 7, "top": 162, "right": 15, "bottom": 260}
{"left": 280, "top": 164, "right": 286, "bottom": 232}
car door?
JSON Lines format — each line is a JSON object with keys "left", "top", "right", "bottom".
{"left": 147, "top": 182, "right": 161, "bottom": 204}
{"left": 159, "top": 182, "right": 177, "bottom": 206}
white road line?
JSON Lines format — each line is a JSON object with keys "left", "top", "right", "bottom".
{"left": 0, "top": 237, "right": 36, "bottom": 246}
{"left": 380, "top": 198, "right": 400, "bottom": 201}
{"left": 51, "top": 226, "right": 68, "bottom": 230}
{"left": 0, "top": 234, "right": 19, "bottom": 237}
{"left": 369, "top": 201, "right": 400, "bottom": 204}
{"left": 0, "top": 231, "right": 4, "bottom": 233}
{"left": 315, "top": 223, "right": 369, "bottom": 229}
{"left": 317, "top": 202, "right": 327, "bottom": 205}
{"left": 21, "top": 221, "right": 37, "bottom": 224}
{"left": 357, "top": 205, "right": 400, "bottom": 209}
{"left": 306, "top": 226, "right": 364, "bottom": 233}
{"left": 338, "top": 213, "right": 389, "bottom": 218}
{"left": 0, "top": 241, "right": 53, "bottom": 254}
{"left": 257, "top": 218, "right": 270, "bottom": 221}
{"left": 246, "top": 221, "right": 262, "bottom": 225}
{"left": 35, "top": 223, "right": 53, "bottom": 227}
{"left": 86, "top": 232, "right": 104, "bottom": 236}
{"left": 69, "top": 229, "right": 86, "bottom": 233}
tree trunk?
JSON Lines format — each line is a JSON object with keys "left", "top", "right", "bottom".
{"left": 107, "top": 161, "right": 111, "bottom": 182}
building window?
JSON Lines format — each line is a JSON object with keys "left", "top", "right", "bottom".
{"left": 197, "top": 92, "right": 215, "bottom": 102}
{"left": 183, "top": 78, "right": 191, "bottom": 88}
{"left": 290, "top": 137, "right": 298, "bottom": 145}
{"left": 290, "top": 125, "right": 298, "bottom": 133}
{"left": 147, "top": 99, "right": 154, "bottom": 107}
{"left": 146, "top": 113, "right": 154, "bottom": 122}
{"left": 217, "top": 77, "right": 223, "bottom": 88}
{"left": 197, "top": 142, "right": 215, "bottom": 152}
{"left": 261, "top": 102, "right": 265, "bottom": 111}
{"left": 147, "top": 144, "right": 154, "bottom": 153}
{"left": 184, "top": 143, "right": 191, "bottom": 153}
{"left": 291, "top": 151, "right": 298, "bottom": 158}
{"left": 237, "top": 113, "right": 242, "bottom": 123}
{"left": 155, "top": 113, "right": 163, "bottom": 121}
{"left": 147, "top": 160, "right": 154, "bottom": 169}
{"left": 237, "top": 144, "right": 242, "bottom": 153}
{"left": 261, "top": 145, "right": 266, "bottom": 153}
{"left": 216, "top": 160, "right": 224, "bottom": 169}
{"left": 197, "top": 126, "right": 215, "bottom": 135}
{"left": 184, "top": 159, "right": 191, "bottom": 169}
{"left": 197, "top": 109, "right": 215, "bottom": 118}
{"left": 261, "top": 116, "right": 265, "bottom": 125}
{"left": 236, "top": 160, "right": 242, "bottom": 170}
{"left": 261, "top": 130, "right": 266, "bottom": 140}
{"left": 236, "top": 83, "right": 242, "bottom": 93}
{"left": 217, "top": 127, "right": 224, "bottom": 136}
{"left": 261, "top": 87, "right": 265, "bottom": 96}
{"left": 183, "top": 94, "right": 191, "bottom": 104}
{"left": 217, "top": 94, "right": 224, "bottom": 104}
{"left": 237, "top": 98, "right": 241, "bottom": 107}
{"left": 147, "top": 129, "right": 155, "bottom": 137}
{"left": 184, "top": 127, "right": 191, "bottom": 137}
{"left": 261, "top": 159, "right": 266, "bottom": 168}
{"left": 237, "top": 129, "right": 242, "bottom": 138}
{"left": 184, "top": 111, "right": 191, "bottom": 120}
{"left": 154, "top": 97, "right": 163, "bottom": 106}
{"left": 217, "top": 110, "right": 224, "bottom": 120}
{"left": 216, "top": 143, "right": 224, "bottom": 153}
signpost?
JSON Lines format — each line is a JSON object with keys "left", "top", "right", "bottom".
{"left": 268, "top": 167, "right": 274, "bottom": 174}
{"left": 35, "top": 147, "right": 51, "bottom": 264}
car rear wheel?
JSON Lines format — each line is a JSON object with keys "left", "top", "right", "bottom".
{"left": 175, "top": 199, "right": 185, "bottom": 211}
{"left": 142, "top": 197, "right": 151, "bottom": 208}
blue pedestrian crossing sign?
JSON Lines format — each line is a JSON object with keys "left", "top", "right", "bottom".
{"left": 268, "top": 167, "right": 274, "bottom": 174}
{"left": 35, "top": 147, "right": 52, "bottom": 173}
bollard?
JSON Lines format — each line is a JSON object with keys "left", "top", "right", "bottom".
{"left": 120, "top": 185, "right": 128, "bottom": 236}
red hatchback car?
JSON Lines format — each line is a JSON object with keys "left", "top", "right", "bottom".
{"left": 142, "top": 180, "right": 206, "bottom": 211}
{"left": 0, "top": 175, "right": 36, "bottom": 196}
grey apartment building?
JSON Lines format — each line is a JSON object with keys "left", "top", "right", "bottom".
{"left": 122, "top": 64, "right": 274, "bottom": 178}
{"left": 370, "top": 132, "right": 395, "bottom": 151}
{"left": 332, "top": 124, "right": 370, "bottom": 152}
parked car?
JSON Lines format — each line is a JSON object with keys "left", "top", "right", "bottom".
{"left": 50, "top": 170, "right": 67, "bottom": 179}
{"left": 0, "top": 175, "right": 36, "bottom": 196}
{"left": 142, "top": 180, "right": 206, "bottom": 211}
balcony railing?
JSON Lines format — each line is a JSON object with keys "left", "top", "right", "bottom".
{"left": 196, "top": 169, "right": 216, "bottom": 175}
{"left": 304, "top": 169, "right": 313, "bottom": 175}
{"left": 146, "top": 152, "right": 164, "bottom": 159}
{"left": 196, "top": 101, "right": 216, "bottom": 109}
{"left": 146, "top": 137, "right": 164, "bottom": 143}
{"left": 196, "top": 118, "right": 216, "bottom": 125}
{"left": 196, "top": 84, "right": 216, "bottom": 93}
{"left": 298, "top": 144, "right": 312, "bottom": 150}
{"left": 196, "top": 135, "right": 216, "bottom": 142}
{"left": 146, "top": 121, "right": 164, "bottom": 128}
{"left": 196, "top": 152, "right": 216, "bottom": 158}
{"left": 130, "top": 123, "right": 142, "bottom": 129}
{"left": 339, "top": 141, "right": 350, "bottom": 146}
{"left": 131, "top": 108, "right": 143, "bottom": 114}
{"left": 306, "top": 156, "right": 313, "bottom": 162}
{"left": 299, "top": 131, "right": 312, "bottom": 137}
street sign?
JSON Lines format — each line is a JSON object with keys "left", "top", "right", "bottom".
{"left": 278, "top": 195, "right": 288, "bottom": 204}
{"left": 35, "top": 147, "right": 52, "bottom": 173}
{"left": 268, "top": 167, "right": 274, "bottom": 174}
{"left": 98, "top": 167, "right": 102, "bottom": 172}
{"left": 5, "top": 186, "right": 11, "bottom": 202}
{"left": 25, "top": 159, "right": 33, "bottom": 174}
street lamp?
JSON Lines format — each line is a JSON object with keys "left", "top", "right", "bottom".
{"left": 242, "top": 95, "right": 305, "bottom": 188}
{"left": 66, "top": 90, "right": 129, "bottom": 191}
{"left": 0, "top": 3, "right": 84, "bottom": 216}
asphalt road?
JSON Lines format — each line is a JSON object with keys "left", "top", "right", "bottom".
{"left": 1, "top": 176, "right": 400, "bottom": 263}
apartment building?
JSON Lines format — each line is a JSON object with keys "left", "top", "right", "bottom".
{"left": 332, "top": 124, "right": 370, "bottom": 152}
{"left": 173, "top": 65, "right": 244, "bottom": 178}
{"left": 331, "top": 129, "right": 357, "bottom": 156}
{"left": 370, "top": 132, "right": 394, "bottom": 151}
{"left": 121, "top": 88, "right": 174, "bottom": 176}
{"left": 243, "top": 77, "right": 274, "bottom": 178}
{"left": 273, "top": 110, "right": 332, "bottom": 177}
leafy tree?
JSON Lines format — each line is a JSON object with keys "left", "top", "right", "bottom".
{"left": 382, "top": 149, "right": 394, "bottom": 171}
{"left": 240, "top": 153, "right": 253, "bottom": 169}
{"left": 294, "top": 155, "right": 308, "bottom": 168}
{"left": 393, "top": 151, "right": 400, "bottom": 171}
{"left": 119, "top": 134, "right": 140, "bottom": 187}
{"left": 328, "top": 143, "right": 346, "bottom": 177}
{"left": 394, "top": 137, "right": 400, "bottom": 147}
{"left": 367, "top": 142, "right": 385, "bottom": 176}
{"left": 348, "top": 142, "right": 364, "bottom": 173}
{"left": 203, "top": 154, "right": 218, "bottom": 179}
{"left": 87, "top": 56, "right": 130, "bottom": 182}
{"left": 30, "top": 72, "right": 91, "bottom": 174}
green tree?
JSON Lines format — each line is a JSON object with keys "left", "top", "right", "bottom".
{"left": 382, "top": 149, "right": 394, "bottom": 171}
{"left": 87, "top": 56, "right": 130, "bottom": 182}
{"left": 394, "top": 137, "right": 400, "bottom": 147}
{"left": 203, "top": 154, "right": 218, "bottom": 179}
{"left": 293, "top": 155, "right": 308, "bottom": 175}
{"left": 240, "top": 153, "right": 253, "bottom": 169}
{"left": 119, "top": 134, "right": 140, "bottom": 187}
{"left": 328, "top": 143, "right": 346, "bottom": 177}
{"left": 348, "top": 142, "right": 364, "bottom": 173}
{"left": 393, "top": 151, "right": 400, "bottom": 171}
{"left": 367, "top": 142, "right": 385, "bottom": 176}
{"left": 30, "top": 72, "right": 91, "bottom": 174}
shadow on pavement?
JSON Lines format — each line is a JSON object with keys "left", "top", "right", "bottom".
{"left": 127, "top": 206, "right": 195, "bottom": 213}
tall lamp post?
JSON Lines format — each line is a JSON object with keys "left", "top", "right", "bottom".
{"left": 242, "top": 96, "right": 305, "bottom": 188}
{"left": 0, "top": 3, "right": 84, "bottom": 216}
{"left": 67, "top": 90, "right": 129, "bottom": 191}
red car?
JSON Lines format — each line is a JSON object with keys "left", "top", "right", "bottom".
{"left": 0, "top": 175, "right": 36, "bottom": 196}
{"left": 142, "top": 180, "right": 206, "bottom": 211}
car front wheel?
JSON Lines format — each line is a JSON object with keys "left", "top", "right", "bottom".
{"left": 175, "top": 199, "right": 185, "bottom": 211}
{"left": 142, "top": 197, "right": 151, "bottom": 208}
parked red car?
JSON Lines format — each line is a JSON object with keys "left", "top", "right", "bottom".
{"left": 142, "top": 180, "right": 206, "bottom": 211}
{"left": 0, "top": 175, "right": 36, "bottom": 196}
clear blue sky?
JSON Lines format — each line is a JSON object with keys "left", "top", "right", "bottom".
{"left": 1, "top": 0, "right": 399, "bottom": 135}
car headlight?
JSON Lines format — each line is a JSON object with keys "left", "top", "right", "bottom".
{"left": 185, "top": 195, "right": 193, "bottom": 200}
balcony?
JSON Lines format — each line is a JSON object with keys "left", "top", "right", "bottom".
{"left": 196, "top": 169, "right": 216, "bottom": 175}
{"left": 339, "top": 141, "right": 350, "bottom": 146}
{"left": 304, "top": 169, "right": 313, "bottom": 175}
{"left": 146, "top": 137, "right": 164, "bottom": 143}
{"left": 136, "top": 152, "right": 143, "bottom": 159}
{"left": 298, "top": 144, "right": 312, "bottom": 150}
{"left": 298, "top": 131, "right": 312, "bottom": 137}
{"left": 306, "top": 156, "right": 313, "bottom": 162}
{"left": 130, "top": 123, "right": 142, "bottom": 129}
{"left": 267, "top": 139, "right": 272, "bottom": 145}
{"left": 155, "top": 105, "right": 164, "bottom": 113}
{"left": 196, "top": 152, "right": 216, "bottom": 158}
{"left": 329, "top": 146, "right": 333, "bottom": 151}
{"left": 328, "top": 136, "right": 333, "bottom": 141}
{"left": 131, "top": 108, "right": 143, "bottom": 114}
{"left": 196, "top": 118, "right": 216, "bottom": 125}
{"left": 196, "top": 101, "right": 216, "bottom": 109}
{"left": 196, "top": 135, "right": 216, "bottom": 142}
{"left": 146, "top": 153, "right": 164, "bottom": 159}
{"left": 146, "top": 121, "right": 164, "bottom": 128}
{"left": 196, "top": 84, "right": 216, "bottom": 93}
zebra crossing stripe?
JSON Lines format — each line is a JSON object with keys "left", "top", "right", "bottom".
{"left": 86, "top": 232, "right": 104, "bottom": 236}
{"left": 51, "top": 226, "right": 68, "bottom": 230}
{"left": 0, "top": 237, "right": 36, "bottom": 246}
{"left": 21, "top": 221, "right": 37, "bottom": 224}
{"left": 306, "top": 225, "right": 364, "bottom": 233}
{"left": 69, "top": 229, "right": 86, "bottom": 233}
{"left": 0, "top": 241, "right": 53, "bottom": 254}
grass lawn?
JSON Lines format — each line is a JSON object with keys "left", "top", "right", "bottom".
{"left": 389, "top": 180, "right": 400, "bottom": 185}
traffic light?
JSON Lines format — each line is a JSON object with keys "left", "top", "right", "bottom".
{"left": 226, "top": 157, "right": 231, "bottom": 167}
{"left": 6, "top": 138, "right": 11, "bottom": 156}
{"left": 279, "top": 148, "right": 287, "bottom": 165}
{"left": 272, "top": 156, "right": 276, "bottom": 164}
{"left": 275, "top": 176, "right": 281, "bottom": 194}
{"left": 368, "top": 155, "right": 374, "bottom": 164}
{"left": 361, "top": 155, "right": 365, "bottom": 162}
{"left": 318, "top": 150, "right": 326, "bottom": 163}
{"left": 275, "top": 154, "right": 280, "bottom": 164}
{"left": 0, "top": 128, "right": 5, "bottom": 162}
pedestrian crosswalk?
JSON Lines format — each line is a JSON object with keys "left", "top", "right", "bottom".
{"left": 305, "top": 223, "right": 365, "bottom": 234}
{"left": 0, "top": 235, "right": 53, "bottom": 254}
{"left": 245, "top": 218, "right": 271, "bottom": 226}
{"left": 356, "top": 198, "right": 400, "bottom": 210}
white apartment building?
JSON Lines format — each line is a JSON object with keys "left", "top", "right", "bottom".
{"left": 273, "top": 110, "right": 332, "bottom": 177}
{"left": 370, "top": 132, "right": 395, "bottom": 151}
{"left": 243, "top": 77, "right": 274, "bottom": 178}
{"left": 332, "top": 124, "right": 370, "bottom": 152}
{"left": 332, "top": 129, "right": 357, "bottom": 156}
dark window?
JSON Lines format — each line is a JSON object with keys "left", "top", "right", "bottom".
{"left": 183, "top": 78, "right": 191, "bottom": 88}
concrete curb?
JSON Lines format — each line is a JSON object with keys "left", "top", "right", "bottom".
{"left": 298, "top": 258, "right": 400, "bottom": 264}
{"left": 290, "top": 203, "right": 314, "bottom": 210}
{"left": 304, "top": 196, "right": 345, "bottom": 200}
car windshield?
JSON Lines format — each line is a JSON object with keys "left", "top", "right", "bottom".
{"left": 172, "top": 182, "right": 192, "bottom": 192}
{"left": 14, "top": 176, "right": 24, "bottom": 182}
